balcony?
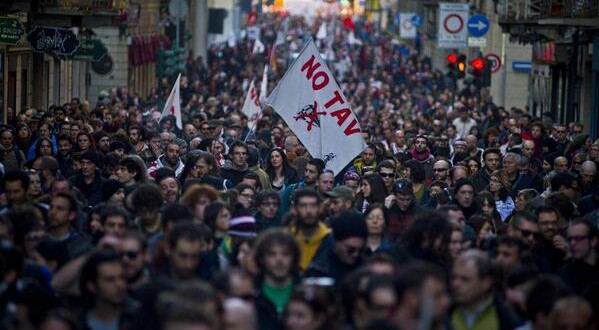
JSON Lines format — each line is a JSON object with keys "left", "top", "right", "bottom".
{"left": 38, "top": 0, "right": 128, "bottom": 14}
{"left": 497, "top": 0, "right": 599, "bottom": 26}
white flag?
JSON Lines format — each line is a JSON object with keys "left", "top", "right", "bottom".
{"left": 316, "top": 23, "right": 327, "bottom": 40}
{"left": 252, "top": 38, "right": 265, "bottom": 54}
{"left": 259, "top": 65, "right": 268, "bottom": 104}
{"left": 266, "top": 40, "right": 366, "bottom": 175}
{"left": 241, "top": 80, "right": 261, "bottom": 121}
{"left": 160, "top": 73, "right": 182, "bottom": 129}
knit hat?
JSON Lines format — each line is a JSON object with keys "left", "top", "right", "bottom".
{"left": 332, "top": 211, "right": 367, "bottom": 241}
{"left": 228, "top": 211, "right": 257, "bottom": 238}
{"left": 79, "top": 150, "right": 103, "bottom": 169}
{"left": 102, "top": 179, "right": 124, "bottom": 202}
{"left": 109, "top": 140, "right": 126, "bottom": 152}
{"left": 93, "top": 131, "right": 109, "bottom": 143}
{"left": 343, "top": 171, "right": 361, "bottom": 182}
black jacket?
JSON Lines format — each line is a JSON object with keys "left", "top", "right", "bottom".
{"left": 304, "top": 247, "right": 363, "bottom": 284}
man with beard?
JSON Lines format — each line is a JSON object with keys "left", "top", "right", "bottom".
{"left": 253, "top": 229, "right": 300, "bottom": 330}
{"left": 93, "top": 131, "right": 111, "bottom": 154}
{"left": 128, "top": 124, "right": 147, "bottom": 155}
{"left": 289, "top": 189, "right": 330, "bottom": 271}
{"left": 352, "top": 144, "right": 377, "bottom": 176}
{"left": 56, "top": 133, "right": 76, "bottom": 178}
{"left": 558, "top": 219, "right": 599, "bottom": 294}
{"left": 410, "top": 135, "right": 435, "bottom": 179}
{"left": 471, "top": 148, "right": 501, "bottom": 192}
{"left": 280, "top": 158, "right": 325, "bottom": 215}
{"left": 147, "top": 142, "right": 185, "bottom": 178}
{"left": 533, "top": 205, "right": 567, "bottom": 272}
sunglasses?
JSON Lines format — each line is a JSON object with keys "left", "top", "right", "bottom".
{"left": 517, "top": 227, "right": 539, "bottom": 238}
{"left": 380, "top": 173, "right": 395, "bottom": 178}
{"left": 121, "top": 250, "right": 140, "bottom": 259}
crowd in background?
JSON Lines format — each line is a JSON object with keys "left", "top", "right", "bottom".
{"left": 0, "top": 11, "right": 598, "bottom": 330}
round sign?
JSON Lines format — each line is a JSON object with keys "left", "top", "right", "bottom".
{"left": 91, "top": 54, "right": 113, "bottom": 75}
{"left": 485, "top": 53, "right": 502, "bottom": 73}
{"left": 444, "top": 14, "right": 464, "bottom": 34}
{"left": 169, "top": 0, "right": 188, "bottom": 19}
{"left": 402, "top": 20, "right": 413, "bottom": 30}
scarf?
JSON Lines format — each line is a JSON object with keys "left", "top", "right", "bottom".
{"left": 411, "top": 149, "right": 431, "bottom": 162}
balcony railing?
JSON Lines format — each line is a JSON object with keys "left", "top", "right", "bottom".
{"left": 497, "top": 0, "right": 599, "bottom": 21}
{"left": 39, "top": 0, "right": 128, "bottom": 12}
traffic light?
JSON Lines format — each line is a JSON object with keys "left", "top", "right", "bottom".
{"left": 470, "top": 57, "right": 485, "bottom": 77}
{"left": 482, "top": 59, "right": 493, "bottom": 87}
{"left": 456, "top": 54, "right": 467, "bottom": 79}
{"left": 157, "top": 45, "right": 187, "bottom": 78}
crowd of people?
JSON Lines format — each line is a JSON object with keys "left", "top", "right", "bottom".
{"left": 0, "top": 11, "right": 598, "bottom": 330}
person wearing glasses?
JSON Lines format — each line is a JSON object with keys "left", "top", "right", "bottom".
{"left": 376, "top": 160, "right": 396, "bottom": 195}
{"left": 558, "top": 218, "right": 599, "bottom": 294}
{"left": 552, "top": 124, "right": 569, "bottom": 154}
{"left": 305, "top": 211, "right": 367, "bottom": 283}
{"left": 506, "top": 211, "right": 540, "bottom": 248}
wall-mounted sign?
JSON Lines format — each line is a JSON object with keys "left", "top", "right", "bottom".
{"left": 28, "top": 27, "right": 81, "bottom": 58}
{"left": 0, "top": 17, "right": 25, "bottom": 45}
{"left": 73, "top": 38, "right": 108, "bottom": 62}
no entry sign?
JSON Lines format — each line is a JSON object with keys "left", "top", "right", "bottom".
{"left": 438, "top": 3, "right": 469, "bottom": 49}
{"left": 485, "top": 53, "right": 502, "bottom": 73}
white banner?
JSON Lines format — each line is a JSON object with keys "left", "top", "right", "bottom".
{"left": 241, "top": 80, "right": 261, "bottom": 122}
{"left": 438, "top": 3, "right": 469, "bottom": 49}
{"left": 399, "top": 13, "right": 417, "bottom": 39}
{"left": 266, "top": 40, "right": 366, "bottom": 175}
{"left": 252, "top": 38, "right": 265, "bottom": 54}
{"left": 160, "top": 73, "right": 182, "bottom": 129}
{"left": 259, "top": 65, "right": 268, "bottom": 104}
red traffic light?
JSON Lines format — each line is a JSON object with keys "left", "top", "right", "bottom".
{"left": 471, "top": 58, "right": 485, "bottom": 71}
{"left": 447, "top": 54, "right": 458, "bottom": 63}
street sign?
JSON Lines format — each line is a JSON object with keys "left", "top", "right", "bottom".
{"left": 168, "top": 0, "right": 188, "bottom": 18}
{"left": 467, "top": 14, "right": 489, "bottom": 37}
{"left": 411, "top": 15, "right": 423, "bottom": 27}
{"left": 399, "top": 13, "right": 417, "bottom": 39}
{"left": 29, "top": 27, "right": 80, "bottom": 58}
{"left": 438, "top": 3, "right": 469, "bottom": 49}
{"left": 485, "top": 53, "right": 501, "bottom": 73}
{"left": 512, "top": 61, "right": 532, "bottom": 71}
{"left": 468, "top": 37, "right": 486, "bottom": 48}
{"left": 73, "top": 38, "right": 108, "bottom": 62}
{"left": 0, "top": 17, "right": 25, "bottom": 45}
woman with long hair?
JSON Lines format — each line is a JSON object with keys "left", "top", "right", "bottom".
{"left": 356, "top": 173, "right": 387, "bottom": 213}
{"left": 27, "top": 122, "right": 57, "bottom": 161}
{"left": 264, "top": 147, "right": 298, "bottom": 191}
{"left": 404, "top": 159, "right": 431, "bottom": 206}
{"left": 487, "top": 170, "right": 515, "bottom": 222}
{"left": 203, "top": 201, "right": 232, "bottom": 245}
{"left": 468, "top": 214, "right": 495, "bottom": 248}
{"left": 15, "top": 122, "right": 33, "bottom": 154}
{"left": 364, "top": 203, "right": 391, "bottom": 255}
{"left": 475, "top": 191, "right": 505, "bottom": 234}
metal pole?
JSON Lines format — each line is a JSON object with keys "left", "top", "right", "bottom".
{"left": 176, "top": 17, "right": 180, "bottom": 48}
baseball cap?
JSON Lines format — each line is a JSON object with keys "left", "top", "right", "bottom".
{"left": 393, "top": 179, "right": 413, "bottom": 195}
{"left": 325, "top": 186, "right": 354, "bottom": 201}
